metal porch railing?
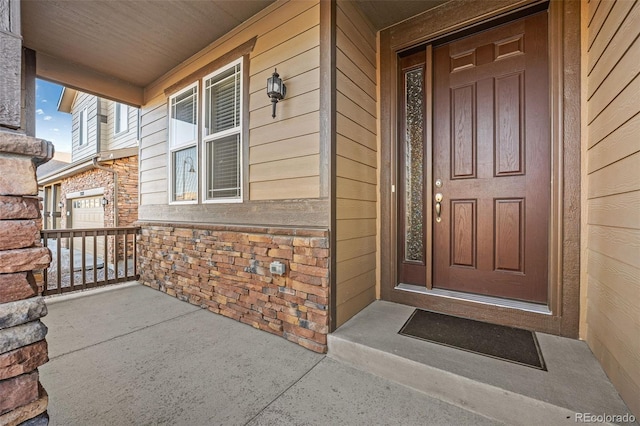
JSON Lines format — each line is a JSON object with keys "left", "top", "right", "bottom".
{"left": 41, "top": 227, "right": 140, "bottom": 296}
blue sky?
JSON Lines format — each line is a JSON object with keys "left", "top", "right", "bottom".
{"left": 36, "top": 79, "right": 72, "bottom": 154}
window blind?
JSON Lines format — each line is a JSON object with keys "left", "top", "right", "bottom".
{"left": 204, "top": 64, "right": 240, "bottom": 136}
{"left": 206, "top": 134, "right": 240, "bottom": 198}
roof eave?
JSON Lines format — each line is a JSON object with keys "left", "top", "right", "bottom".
{"left": 56, "top": 87, "right": 78, "bottom": 113}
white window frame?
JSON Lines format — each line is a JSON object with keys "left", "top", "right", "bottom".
{"left": 115, "top": 103, "right": 129, "bottom": 135}
{"left": 201, "top": 57, "right": 243, "bottom": 204}
{"left": 79, "top": 108, "right": 88, "bottom": 146}
{"left": 168, "top": 82, "right": 199, "bottom": 205}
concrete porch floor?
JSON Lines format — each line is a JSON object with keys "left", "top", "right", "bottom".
{"left": 329, "top": 300, "right": 638, "bottom": 425}
{"left": 40, "top": 283, "right": 637, "bottom": 425}
{"left": 41, "top": 283, "right": 502, "bottom": 426}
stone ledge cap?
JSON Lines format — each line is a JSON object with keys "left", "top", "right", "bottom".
{"left": 0, "top": 132, "right": 54, "bottom": 165}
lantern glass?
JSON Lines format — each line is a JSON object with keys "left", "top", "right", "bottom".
{"left": 267, "top": 74, "right": 283, "bottom": 98}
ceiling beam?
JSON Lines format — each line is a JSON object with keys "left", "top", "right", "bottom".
{"left": 35, "top": 52, "right": 144, "bottom": 107}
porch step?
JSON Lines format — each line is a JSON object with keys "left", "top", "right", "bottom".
{"left": 328, "top": 301, "right": 634, "bottom": 425}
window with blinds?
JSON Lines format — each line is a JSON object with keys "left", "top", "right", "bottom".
{"left": 203, "top": 59, "right": 242, "bottom": 201}
{"left": 115, "top": 103, "right": 129, "bottom": 134}
{"left": 169, "top": 83, "right": 198, "bottom": 202}
{"left": 167, "top": 58, "right": 243, "bottom": 204}
{"left": 79, "top": 108, "right": 88, "bottom": 146}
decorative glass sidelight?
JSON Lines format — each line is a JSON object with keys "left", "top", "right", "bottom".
{"left": 404, "top": 68, "right": 424, "bottom": 262}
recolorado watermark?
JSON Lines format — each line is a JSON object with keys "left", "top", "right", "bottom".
{"left": 573, "top": 412, "right": 636, "bottom": 423}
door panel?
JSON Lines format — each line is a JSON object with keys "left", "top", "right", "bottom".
{"left": 451, "top": 199, "right": 476, "bottom": 268}
{"left": 432, "top": 12, "right": 550, "bottom": 303}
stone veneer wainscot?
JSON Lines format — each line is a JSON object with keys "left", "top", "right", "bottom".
{"left": 137, "top": 223, "right": 330, "bottom": 353}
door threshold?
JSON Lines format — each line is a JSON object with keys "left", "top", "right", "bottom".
{"left": 395, "top": 283, "right": 552, "bottom": 315}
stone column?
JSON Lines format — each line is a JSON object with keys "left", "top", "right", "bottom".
{"left": 0, "top": 135, "right": 53, "bottom": 425}
{"left": 1, "top": 1, "right": 54, "bottom": 424}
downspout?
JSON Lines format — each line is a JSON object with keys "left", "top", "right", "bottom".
{"left": 93, "top": 156, "right": 119, "bottom": 227}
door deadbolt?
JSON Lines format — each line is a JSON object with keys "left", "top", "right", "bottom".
{"left": 435, "top": 179, "right": 443, "bottom": 188}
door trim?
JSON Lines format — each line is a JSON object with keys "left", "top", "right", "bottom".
{"left": 379, "top": 0, "right": 580, "bottom": 337}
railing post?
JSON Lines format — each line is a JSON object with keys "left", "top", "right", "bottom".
{"left": 42, "top": 233, "right": 48, "bottom": 292}
{"left": 81, "top": 230, "right": 86, "bottom": 289}
{"left": 93, "top": 230, "right": 98, "bottom": 285}
{"left": 56, "top": 231, "right": 62, "bottom": 294}
{"left": 124, "top": 230, "right": 128, "bottom": 281}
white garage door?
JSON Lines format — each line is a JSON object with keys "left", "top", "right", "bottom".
{"left": 71, "top": 196, "right": 105, "bottom": 261}
{"left": 71, "top": 196, "right": 104, "bottom": 229}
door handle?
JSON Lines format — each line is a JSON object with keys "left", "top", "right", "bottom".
{"left": 435, "top": 193, "right": 443, "bottom": 223}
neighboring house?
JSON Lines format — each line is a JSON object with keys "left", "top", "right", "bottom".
{"left": 38, "top": 89, "right": 139, "bottom": 232}
{"left": 36, "top": 152, "right": 69, "bottom": 230}
{"left": 14, "top": 0, "right": 640, "bottom": 417}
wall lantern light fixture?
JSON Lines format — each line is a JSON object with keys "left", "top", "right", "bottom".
{"left": 58, "top": 201, "right": 65, "bottom": 209}
{"left": 101, "top": 197, "right": 109, "bottom": 207}
{"left": 267, "top": 69, "right": 286, "bottom": 118}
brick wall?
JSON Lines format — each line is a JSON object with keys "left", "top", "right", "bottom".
{"left": 59, "top": 156, "right": 138, "bottom": 228}
{"left": 138, "top": 223, "right": 330, "bottom": 353}
{"left": 111, "top": 156, "right": 138, "bottom": 227}
{"left": 60, "top": 168, "right": 113, "bottom": 228}
{"left": 59, "top": 156, "right": 138, "bottom": 263}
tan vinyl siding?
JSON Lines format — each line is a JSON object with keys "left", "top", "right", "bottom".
{"left": 585, "top": 0, "right": 640, "bottom": 417}
{"left": 139, "top": 0, "right": 321, "bottom": 213}
{"left": 335, "top": 0, "right": 377, "bottom": 327}
{"left": 70, "top": 92, "right": 98, "bottom": 162}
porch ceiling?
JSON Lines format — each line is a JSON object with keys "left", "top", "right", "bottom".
{"left": 21, "top": 0, "right": 276, "bottom": 105}
{"left": 21, "top": 0, "right": 445, "bottom": 105}
{"left": 354, "top": 0, "right": 449, "bottom": 31}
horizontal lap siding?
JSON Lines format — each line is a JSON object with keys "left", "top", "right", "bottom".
{"left": 105, "top": 100, "right": 139, "bottom": 151}
{"left": 70, "top": 92, "right": 98, "bottom": 162}
{"left": 248, "top": 2, "right": 321, "bottom": 200}
{"left": 335, "top": 0, "right": 377, "bottom": 327}
{"left": 139, "top": 98, "right": 167, "bottom": 206}
{"left": 585, "top": 0, "right": 640, "bottom": 417}
{"left": 139, "top": 0, "right": 321, "bottom": 215}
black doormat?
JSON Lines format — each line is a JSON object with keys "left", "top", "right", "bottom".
{"left": 399, "top": 309, "right": 546, "bottom": 370}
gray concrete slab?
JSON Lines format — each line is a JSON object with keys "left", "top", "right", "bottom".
{"left": 41, "top": 285, "right": 323, "bottom": 426}
{"left": 40, "top": 284, "right": 496, "bottom": 426}
{"left": 44, "top": 284, "right": 200, "bottom": 359}
{"left": 329, "top": 300, "right": 637, "bottom": 425}
{"left": 249, "top": 358, "right": 500, "bottom": 426}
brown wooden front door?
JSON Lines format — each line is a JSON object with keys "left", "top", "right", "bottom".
{"left": 399, "top": 12, "right": 550, "bottom": 303}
